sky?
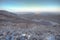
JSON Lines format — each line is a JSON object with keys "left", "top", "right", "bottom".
{"left": 0, "top": 0, "right": 60, "bottom": 12}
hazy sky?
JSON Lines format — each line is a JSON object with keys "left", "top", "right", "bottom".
{"left": 0, "top": 0, "right": 60, "bottom": 12}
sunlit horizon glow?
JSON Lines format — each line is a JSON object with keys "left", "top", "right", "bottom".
{"left": 1, "top": 7, "right": 59, "bottom": 12}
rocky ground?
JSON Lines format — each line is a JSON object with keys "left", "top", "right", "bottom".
{"left": 0, "top": 23, "right": 60, "bottom": 40}
{"left": 0, "top": 10, "right": 60, "bottom": 40}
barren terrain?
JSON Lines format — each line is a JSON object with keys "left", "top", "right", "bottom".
{"left": 0, "top": 10, "right": 60, "bottom": 40}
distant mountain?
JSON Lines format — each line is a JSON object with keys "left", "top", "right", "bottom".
{"left": 0, "top": 10, "right": 35, "bottom": 23}
{"left": 0, "top": 10, "right": 60, "bottom": 24}
{"left": 20, "top": 12, "right": 60, "bottom": 24}
{"left": 0, "top": 10, "right": 29, "bottom": 23}
{"left": 0, "top": 10, "right": 17, "bottom": 17}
